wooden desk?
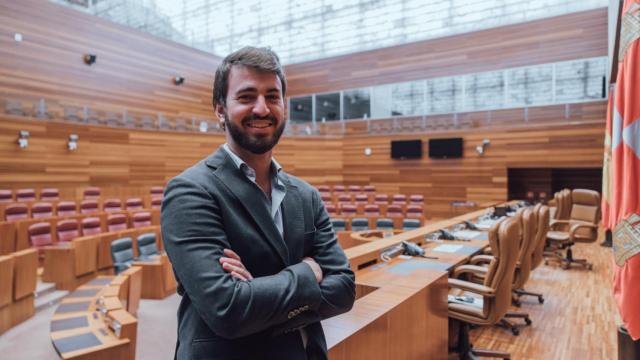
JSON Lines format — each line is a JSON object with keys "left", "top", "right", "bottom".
{"left": 132, "top": 253, "right": 176, "bottom": 299}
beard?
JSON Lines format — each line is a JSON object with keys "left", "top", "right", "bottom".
{"left": 224, "top": 113, "right": 286, "bottom": 154}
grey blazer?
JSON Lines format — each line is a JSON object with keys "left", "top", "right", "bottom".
{"left": 161, "top": 147, "right": 356, "bottom": 360}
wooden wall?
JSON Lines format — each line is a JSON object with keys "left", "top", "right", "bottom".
{"left": 284, "top": 8, "right": 608, "bottom": 96}
{"left": 0, "top": 0, "right": 219, "bottom": 119}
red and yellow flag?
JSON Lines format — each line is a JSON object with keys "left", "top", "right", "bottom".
{"left": 605, "top": 0, "right": 640, "bottom": 341}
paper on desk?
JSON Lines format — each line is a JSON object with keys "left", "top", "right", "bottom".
{"left": 475, "top": 223, "right": 491, "bottom": 230}
{"left": 453, "top": 230, "right": 481, "bottom": 240}
{"left": 432, "top": 244, "right": 463, "bottom": 253}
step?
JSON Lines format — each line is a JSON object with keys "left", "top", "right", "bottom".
{"left": 34, "top": 290, "right": 69, "bottom": 312}
{"left": 35, "top": 281, "right": 57, "bottom": 298}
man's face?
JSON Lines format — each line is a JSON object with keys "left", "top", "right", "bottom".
{"left": 217, "top": 66, "right": 286, "bottom": 154}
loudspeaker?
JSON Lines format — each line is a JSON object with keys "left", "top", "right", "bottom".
{"left": 174, "top": 76, "right": 185, "bottom": 85}
{"left": 84, "top": 54, "right": 96, "bottom": 65}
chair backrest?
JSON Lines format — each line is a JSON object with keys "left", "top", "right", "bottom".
{"left": 57, "top": 219, "right": 79, "bottom": 242}
{"left": 392, "top": 194, "right": 407, "bottom": 204}
{"left": 348, "top": 185, "right": 361, "bottom": 193}
{"left": 351, "top": 218, "right": 369, "bottom": 231}
{"left": 150, "top": 186, "right": 164, "bottom": 196}
{"left": 125, "top": 198, "right": 143, "bottom": 210}
{"left": 132, "top": 211, "right": 152, "bottom": 228}
{"left": 405, "top": 205, "right": 423, "bottom": 218}
{"left": 337, "top": 194, "right": 351, "bottom": 203}
{"left": 56, "top": 201, "right": 77, "bottom": 216}
{"left": 325, "top": 204, "right": 337, "bottom": 216}
{"left": 376, "top": 218, "right": 394, "bottom": 230}
{"left": 5, "top": 203, "right": 29, "bottom": 221}
{"left": 317, "top": 185, "right": 330, "bottom": 193}
{"left": 137, "top": 233, "right": 159, "bottom": 258}
{"left": 340, "top": 204, "right": 357, "bottom": 216}
{"left": 531, "top": 204, "right": 550, "bottom": 270}
{"left": 330, "top": 218, "right": 347, "bottom": 232}
{"left": 111, "top": 237, "right": 134, "bottom": 266}
{"left": 332, "top": 185, "right": 345, "bottom": 193}
{"left": 320, "top": 193, "right": 332, "bottom": 203}
{"left": 374, "top": 194, "right": 388, "bottom": 204}
{"left": 483, "top": 217, "right": 521, "bottom": 323}
{"left": 354, "top": 194, "right": 368, "bottom": 204}
{"left": 31, "top": 202, "right": 53, "bottom": 219}
{"left": 16, "top": 189, "right": 36, "bottom": 202}
{"left": 560, "top": 189, "right": 572, "bottom": 220}
{"left": 151, "top": 196, "right": 163, "bottom": 210}
{"left": 83, "top": 187, "right": 101, "bottom": 200}
{"left": 39, "top": 188, "right": 59, "bottom": 201}
{"left": 363, "top": 204, "right": 380, "bottom": 216}
{"left": 107, "top": 214, "right": 128, "bottom": 232}
{"left": 80, "top": 199, "right": 99, "bottom": 214}
{"left": 363, "top": 185, "right": 376, "bottom": 193}
{"left": 402, "top": 218, "right": 421, "bottom": 230}
{"left": 513, "top": 207, "right": 538, "bottom": 289}
{"left": 386, "top": 205, "right": 403, "bottom": 217}
{"left": 0, "top": 189, "right": 13, "bottom": 203}
{"left": 28, "top": 222, "right": 53, "bottom": 248}
{"left": 409, "top": 194, "right": 424, "bottom": 204}
{"left": 569, "top": 189, "right": 601, "bottom": 241}
{"left": 103, "top": 198, "right": 122, "bottom": 212}
{"left": 81, "top": 217, "right": 102, "bottom": 236}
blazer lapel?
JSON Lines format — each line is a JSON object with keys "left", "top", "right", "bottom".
{"left": 280, "top": 175, "right": 304, "bottom": 263}
{"left": 206, "top": 147, "right": 289, "bottom": 266}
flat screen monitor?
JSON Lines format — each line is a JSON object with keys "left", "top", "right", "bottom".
{"left": 391, "top": 140, "right": 422, "bottom": 159}
{"left": 428, "top": 138, "right": 463, "bottom": 159}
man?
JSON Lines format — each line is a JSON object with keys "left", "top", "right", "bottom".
{"left": 161, "top": 46, "right": 356, "bottom": 360}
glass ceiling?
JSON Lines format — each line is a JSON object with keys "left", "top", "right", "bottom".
{"left": 53, "top": 0, "right": 607, "bottom": 65}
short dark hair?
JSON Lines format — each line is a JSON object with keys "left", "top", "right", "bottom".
{"left": 213, "top": 46, "right": 287, "bottom": 108}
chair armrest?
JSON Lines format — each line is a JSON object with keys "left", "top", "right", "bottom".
{"left": 550, "top": 220, "right": 569, "bottom": 230}
{"left": 469, "top": 254, "right": 493, "bottom": 266}
{"left": 452, "top": 264, "right": 489, "bottom": 279}
{"left": 569, "top": 222, "right": 598, "bottom": 238}
{"left": 448, "top": 278, "right": 495, "bottom": 297}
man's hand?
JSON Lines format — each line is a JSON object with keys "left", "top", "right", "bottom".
{"left": 302, "top": 257, "right": 323, "bottom": 283}
{"left": 220, "top": 249, "right": 253, "bottom": 281}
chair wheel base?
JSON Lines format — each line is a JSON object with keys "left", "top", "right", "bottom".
{"left": 525, "top": 317, "right": 532, "bottom": 326}
{"left": 538, "top": 296, "right": 544, "bottom": 304}
{"left": 511, "top": 328, "right": 520, "bottom": 336}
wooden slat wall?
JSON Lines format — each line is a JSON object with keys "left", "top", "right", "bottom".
{"left": 0, "top": 0, "right": 220, "bottom": 119}
{"left": 284, "top": 8, "right": 608, "bottom": 96}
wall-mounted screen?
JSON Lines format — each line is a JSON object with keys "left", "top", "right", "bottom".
{"left": 391, "top": 140, "right": 422, "bottom": 159}
{"left": 428, "top": 138, "right": 463, "bottom": 159}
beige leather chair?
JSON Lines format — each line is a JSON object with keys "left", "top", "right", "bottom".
{"left": 546, "top": 189, "right": 600, "bottom": 270}
{"left": 514, "top": 204, "right": 550, "bottom": 304}
{"left": 447, "top": 216, "right": 520, "bottom": 359}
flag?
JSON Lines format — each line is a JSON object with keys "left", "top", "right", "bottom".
{"left": 609, "top": 0, "right": 640, "bottom": 341}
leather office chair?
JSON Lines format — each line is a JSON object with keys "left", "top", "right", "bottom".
{"left": 28, "top": 222, "right": 53, "bottom": 260}
{"left": 103, "top": 198, "right": 122, "bottom": 212}
{"left": 330, "top": 218, "right": 347, "bottom": 232}
{"left": 392, "top": 194, "right": 407, "bottom": 205}
{"left": 125, "top": 198, "right": 143, "bottom": 211}
{"left": 132, "top": 211, "right": 152, "bottom": 228}
{"left": 16, "top": 189, "right": 36, "bottom": 202}
{"left": 107, "top": 214, "right": 128, "bottom": 232}
{"left": 374, "top": 194, "right": 389, "bottom": 204}
{"left": 31, "top": 202, "right": 53, "bottom": 219}
{"left": 402, "top": 218, "right": 421, "bottom": 231}
{"left": 386, "top": 204, "right": 404, "bottom": 218}
{"left": 376, "top": 218, "right": 394, "bottom": 230}
{"left": 405, "top": 205, "right": 424, "bottom": 219}
{"left": 56, "top": 219, "right": 80, "bottom": 242}
{"left": 350, "top": 218, "right": 369, "bottom": 232}
{"left": 340, "top": 204, "right": 357, "bottom": 217}
{"left": 137, "top": 233, "right": 159, "bottom": 260}
{"left": 448, "top": 217, "right": 520, "bottom": 359}
{"left": 81, "top": 217, "right": 102, "bottom": 236}
{"left": 111, "top": 237, "right": 134, "bottom": 274}
{"left": 80, "top": 199, "right": 99, "bottom": 214}
{"left": 39, "top": 188, "right": 60, "bottom": 202}
{"left": 5, "top": 203, "right": 29, "bottom": 221}
{"left": 56, "top": 201, "right": 77, "bottom": 216}
{"left": 83, "top": 187, "right": 101, "bottom": 200}
{"left": 546, "top": 189, "right": 600, "bottom": 270}
{"left": 0, "top": 189, "right": 13, "bottom": 203}
{"left": 151, "top": 196, "right": 163, "bottom": 210}
{"left": 514, "top": 204, "right": 550, "bottom": 304}
{"left": 363, "top": 204, "right": 380, "bottom": 217}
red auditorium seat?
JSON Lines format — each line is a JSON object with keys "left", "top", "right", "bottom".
{"left": 31, "top": 202, "right": 53, "bottom": 219}
{"left": 392, "top": 194, "right": 407, "bottom": 205}
{"left": 132, "top": 211, "right": 152, "bottom": 228}
{"left": 374, "top": 194, "right": 389, "bottom": 204}
{"left": 40, "top": 188, "right": 60, "bottom": 201}
{"left": 340, "top": 204, "right": 357, "bottom": 217}
{"left": 16, "top": 189, "right": 36, "bottom": 202}
{"left": 28, "top": 222, "right": 53, "bottom": 256}
{"left": 5, "top": 203, "right": 29, "bottom": 221}
{"left": 150, "top": 186, "right": 164, "bottom": 196}
{"left": 333, "top": 185, "right": 345, "bottom": 193}
{"left": 83, "top": 187, "right": 101, "bottom": 200}
{"left": 337, "top": 194, "right": 351, "bottom": 204}
{"left": 317, "top": 185, "right": 330, "bottom": 193}
{"left": 325, "top": 204, "right": 337, "bottom": 217}
{"left": 56, "top": 201, "right": 77, "bottom": 216}
{"left": 363, "top": 185, "right": 376, "bottom": 193}
{"left": 409, "top": 194, "right": 424, "bottom": 204}
{"left": 354, "top": 194, "right": 368, "bottom": 205}
{"left": 348, "top": 185, "right": 361, "bottom": 193}
{"left": 81, "top": 217, "right": 102, "bottom": 236}
{"left": 125, "top": 198, "right": 143, "bottom": 210}
{"left": 80, "top": 199, "right": 99, "bottom": 214}
{"left": 107, "top": 214, "right": 128, "bottom": 232}
{"left": 320, "top": 193, "right": 332, "bottom": 203}
{"left": 364, "top": 204, "right": 380, "bottom": 217}
{"left": 151, "top": 196, "right": 163, "bottom": 210}
{"left": 406, "top": 205, "right": 424, "bottom": 218}
{"left": 0, "top": 189, "right": 13, "bottom": 203}
{"left": 103, "top": 198, "right": 122, "bottom": 212}
{"left": 56, "top": 219, "right": 79, "bottom": 242}
{"left": 386, "top": 204, "right": 404, "bottom": 218}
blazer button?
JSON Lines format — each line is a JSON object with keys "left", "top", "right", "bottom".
{"left": 303, "top": 305, "right": 309, "bottom": 311}
{"left": 288, "top": 311, "right": 295, "bottom": 319}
